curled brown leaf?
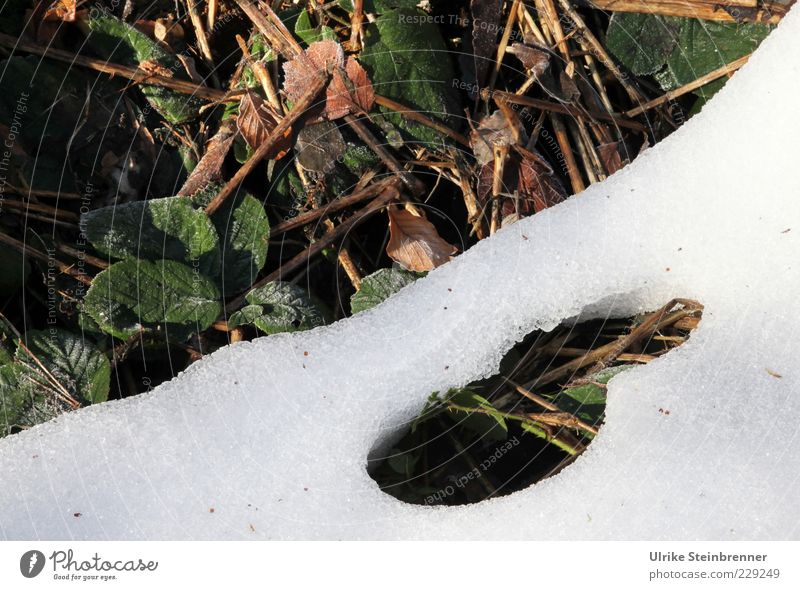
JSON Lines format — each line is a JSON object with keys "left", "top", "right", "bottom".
{"left": 237, "top": 91, "right": 292, "bottom": 159}
{"left": 386, "top": 206, "right": 457, "bottom": 272}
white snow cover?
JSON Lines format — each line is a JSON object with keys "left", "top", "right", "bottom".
{"left": 2, "top": 10, "right": 800, "bottom": 541}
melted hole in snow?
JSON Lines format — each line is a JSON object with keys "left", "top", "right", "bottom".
{"left": 368, "top": 298, "right": 703, "bottom": 506}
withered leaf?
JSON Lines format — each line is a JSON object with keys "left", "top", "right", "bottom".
{"left": 283, "top": 41, "right": 374, "bottom": 121}
{"left": 43, "top": 0, "right": 76, "bottom": 22}
{"left": 237, "top": 91, "right": 292, "bottom": 159}
{"left": 386, "top": 206, "right": 457, "bottom": 272}
{"left": 598, "top": 141, "right": 624, "bottom": 175}
{"left": 295, "top": 121, "right": 346, "bottom": 173}
{"left": 178, "top": 120, "right": 237, "bottom": 197}
{"left": 477, "top": 148, "right": 566, "bottom": 219}
{"left": 283, "top": 40, "right": 345, "bottom": 103}
{"left": 559, "top": 70, "right": 581, "bottom": 102}
{"left": 470, "top": 110, "right": 524, "bottom": 166}
{"left": 326, "top": 57, "right": 375, "bottom": 120}
{"left": 507, "top": 43, "right": 550, "bottom": 77}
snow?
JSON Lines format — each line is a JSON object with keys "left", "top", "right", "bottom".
{"left": 2, "top": 10, "right": 800, "bottom": 540}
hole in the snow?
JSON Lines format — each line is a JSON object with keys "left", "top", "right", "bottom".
{"left": 368, "top": 298, "right": 703, "bottom": 506}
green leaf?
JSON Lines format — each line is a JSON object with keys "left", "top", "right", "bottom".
{"left": 295, "top": 9, "right": 337, "bottom": 45}
{"left": 340, "top": 0, "right": 420, "bottom": 12}
{"left": 447, "top": 388, "right": 508, "bottom": 441}
{"left": 552, "top": 366, "right": 632, "bottom": 433}
{"left": 86, "top": 14, "right": 204, "bottom": 123}
{"left": 228, "top": 281, "right": 326, "bottom": 334}
{"left": 16, "top": 329, "right": 111, "bottom": 405}
{"left": 191, "top": 186, "right": 271, "bottom": 295}
{"left": 210, "top": 192, "right": 271, "bottom": 296}
{"left": 83, "top": 259, "right": 221, "bottom": 340}
{"left": 607, "top": 14, "right": 771, "bottom": 98}
{"left": 81, "top": 197, "right": 220, "bottom": 274}
{"left": 658, "top": 20, "right": 771, "bottom": 98}
{"left": 606, "top": 13, "right": 683, "bottom": 76}
{"left": 359, "top": 8, "right": 461, "bottom": 146}
{"left": 350, "top": 267, "right": 418, "bottom": 313}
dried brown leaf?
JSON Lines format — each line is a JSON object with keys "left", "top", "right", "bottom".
{"left": 470, "top": 110, "right": 524, "bottom": 166}
{"left": 325, "top": 57, "right": 375, "bottom": 120}
{"left": 237, "top": 91, "right": 292, "bottom": 159}
{"left": 283, "top": 40, "right": 344, "bottom": 103}
{"left": 42, "top": 0, "right": 76, "bottom": 22}
{"left": 386, "top": 206, "right": 457, "bottom": 272}
{"left": 283, "top": 41, "right": 374, "bottom": 121}
{"left": 598, "top": 141, "right": 624, "bottom": 175}
{"left": 507, "top": 43, "right": 550, "bottom": 77}
{"left": 477, "top": 148, "right": 566, "bottom": 219}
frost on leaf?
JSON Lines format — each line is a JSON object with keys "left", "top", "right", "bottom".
{"left": 237, "top": 91, "right": 292, "bottom": 158}
{"left": 282, "top": 40, "right": 374, "bottom": 121}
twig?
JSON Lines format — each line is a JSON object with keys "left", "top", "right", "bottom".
{"left": 349, "top": 0, "right": 364, "bottom": 50}
{"left": 505, "top": 378, "right": 599, "bottom": 435}
{"left": 271, "top": 176, "right": 396, "bottom": 236}
{"left": 344, "top": 114, "right": 425, "bottom": 196}
{"left": 374, "top": 94, "right": 472, "bottom": 146}
{"left": 233, "top": 0, "right": 303, "bottom": 59}
{"left": 226, "top": 181, "right": 403, "bottom": 312}
{"left": 581, "top": 0, "right": 788, "bottom": 24}
{"left": 0, "top": 33, "right": 235, "bottom": 102}
{"left": 204, "top": 71, "right": 329, "bottom": 215}
{"left": 488, "top": 0, "right": 522, "bottom": 94}
{"left": 185, "top": 0, "right": 216, "bottom": 76}
{"left": 626, "top": 54, "right": 751, "bottom": 118}
{"left": 0, "top": 232, "right": 92, "bottom": 286}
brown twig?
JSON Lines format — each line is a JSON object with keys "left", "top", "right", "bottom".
{"left": 233, "top": 0, "right": 303, "bottom": 59}
{"left": 0, "top": 232, "right": 93, "bottom": 286}
{"left": 626, "top": 54, "right": 751, "bottom": 118}
{"left": 226, "top": 181, "right": 403, "bottom": 312}
{"left": 0, "top": 33, "right": 234, "bottom": 102}
{"left": 581, "top": 0, "right": 789, "bottom": 24}
{"left": 491, "top": 90, "right": 646, "bottom": 131}
{"left": 374, "top": 94, "right": 472, "bottom": 146}
{"left": 203, "top": 71, "right": 329, "bottom": 215}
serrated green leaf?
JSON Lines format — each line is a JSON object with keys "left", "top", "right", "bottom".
{"left": 86, "top": 14, "right": 204, "bottom": 123}
{"left": 81, "top": 197, "right": 220, "bottom": 274}
{"left": 211, "top": 193, "right": 271, "bottom": 296}
{"left": 83, "top": 259, "right": 221, "bottom": 340}
{"left": 447, "top": 388, "right": 508, "bottom": 441}
{"left": 350, "top": 267, "right": 418, "bottom": 313}
{"left": 228, "top": 281, "right": 326, "bottom": 334}
{"left": 190, "top": 186, "right": 271, "bottom": 295}
{"left": 16, "top": 329, "right": 110, "bottom": 405}
{"left": 359, "top": 8, "right": 461, "bottom": 146}
{"left": 606, "top": 13, "right": 683, "bottom": 76}
{"left": 658, "top": 20, "right": 771, "bottom": 98}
